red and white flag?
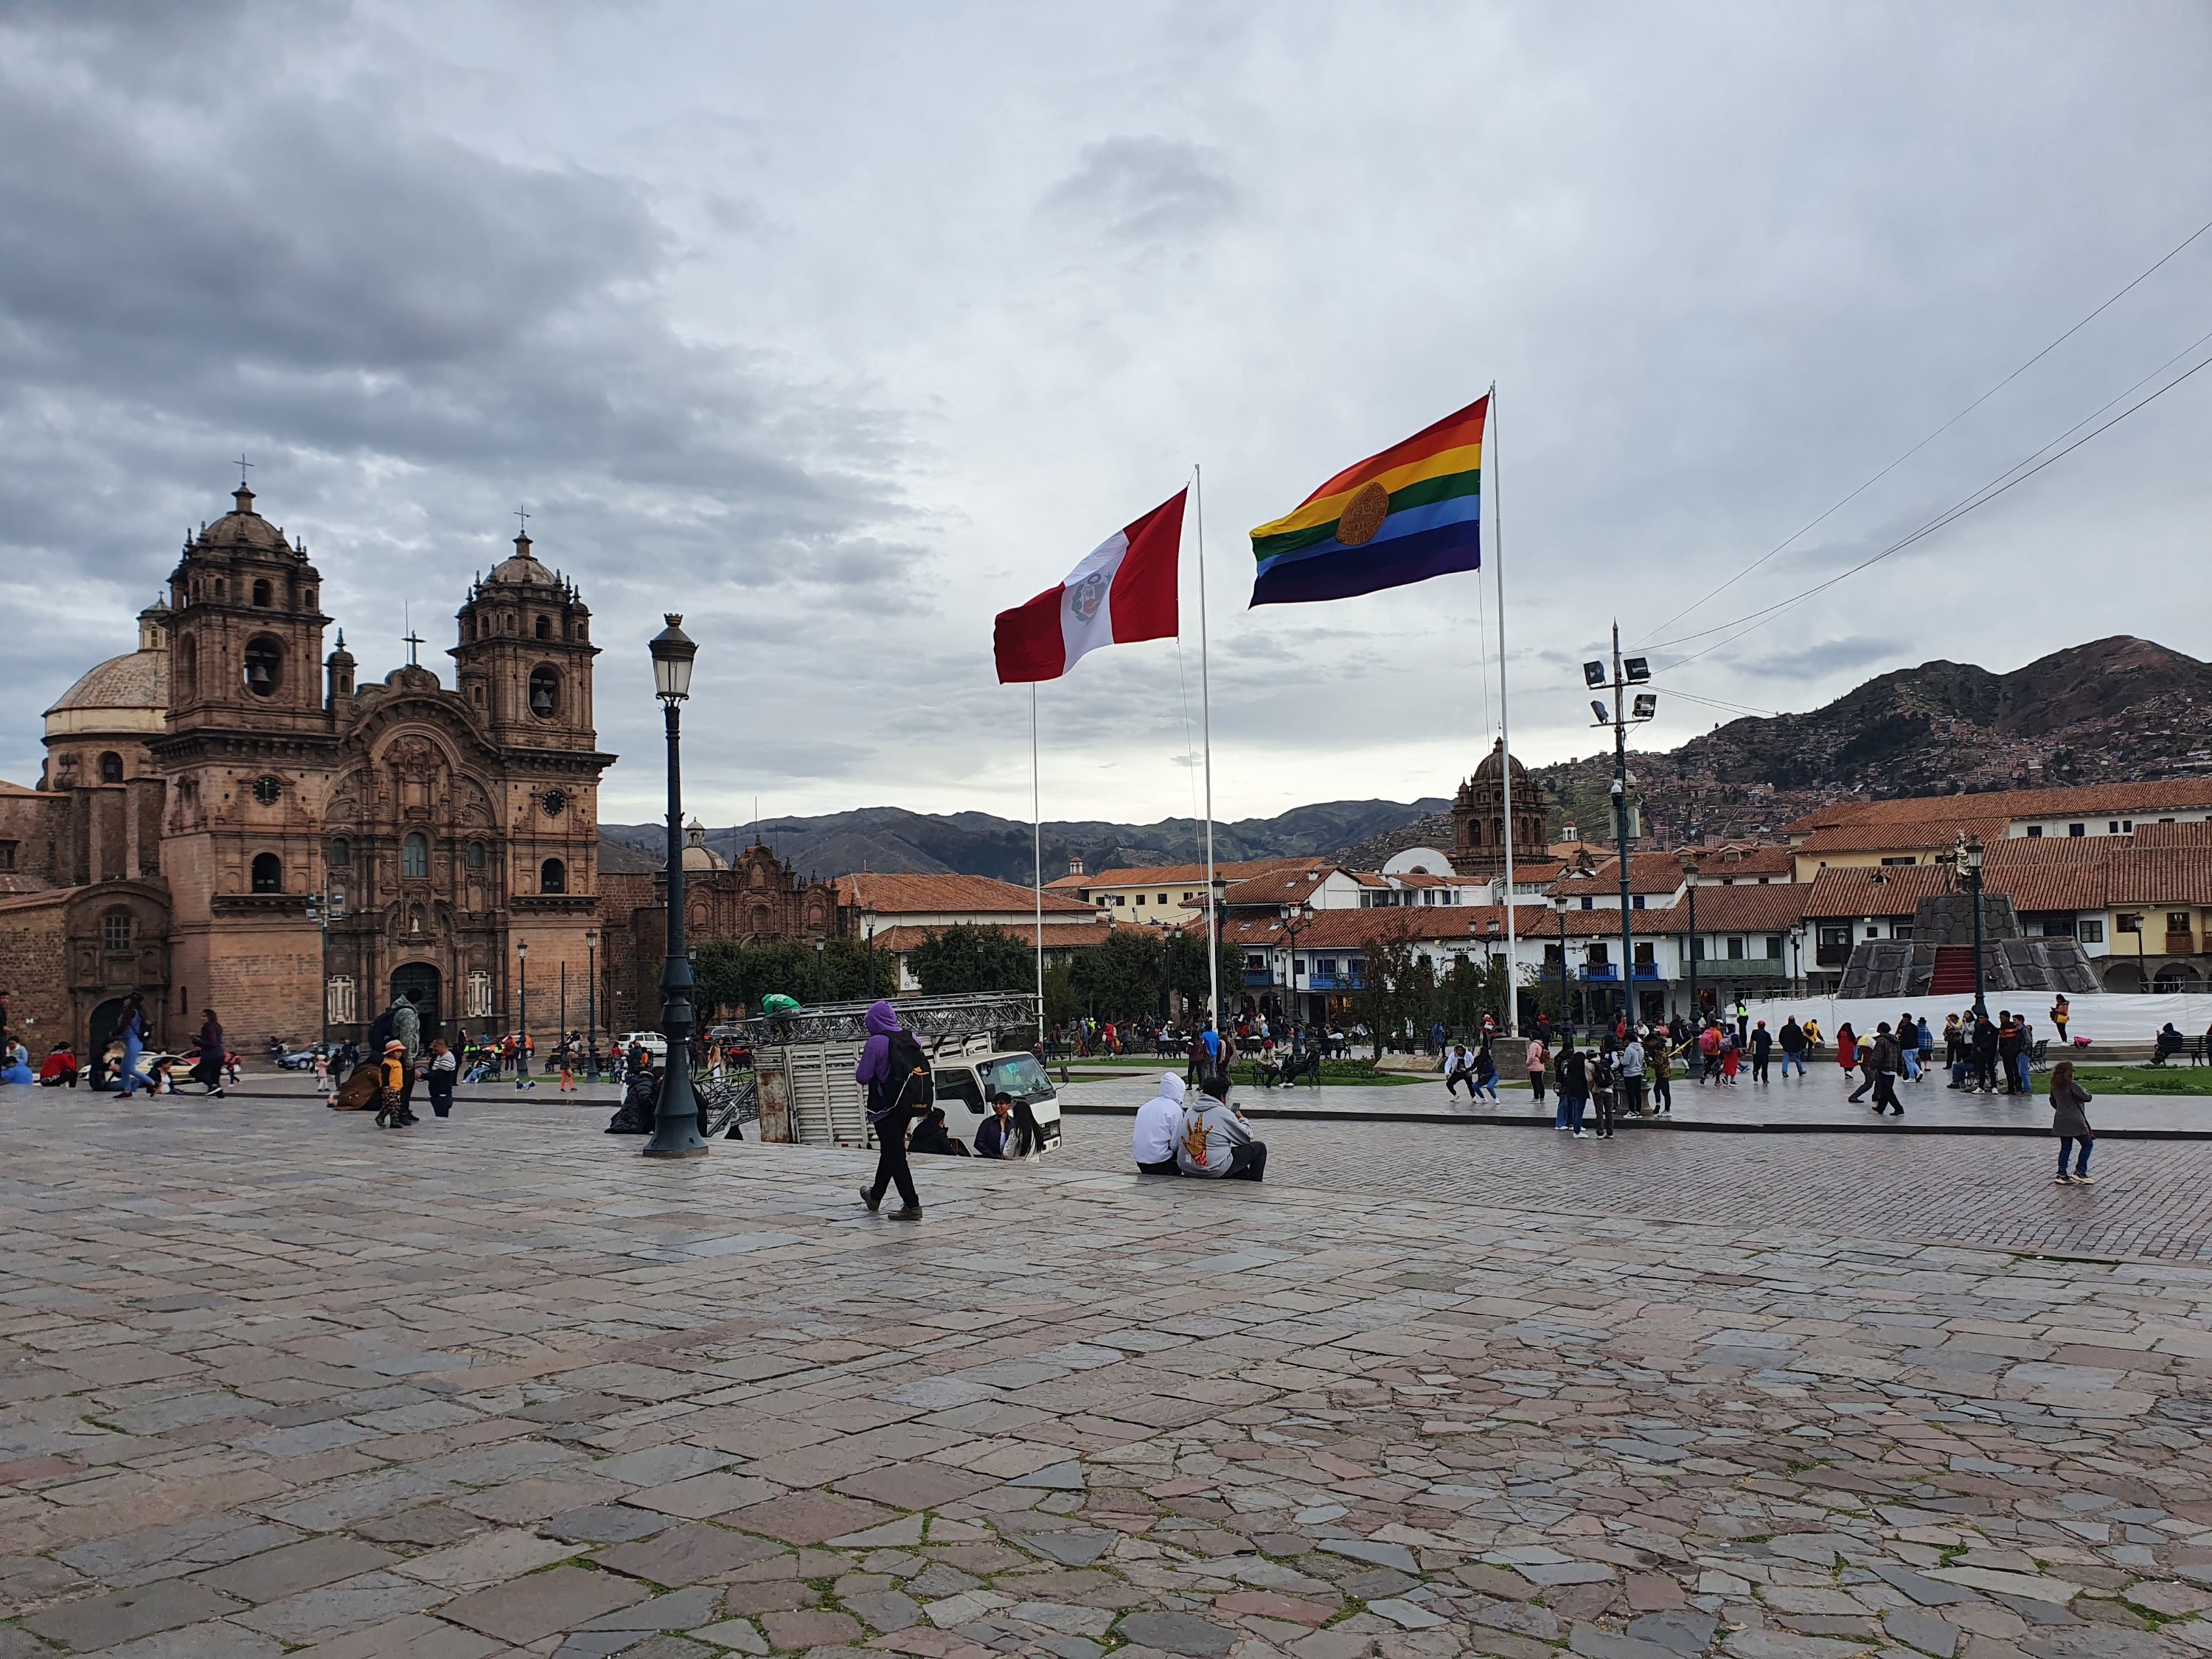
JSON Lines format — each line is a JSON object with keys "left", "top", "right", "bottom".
{"left": 993, "top": 490, "right": 1186, "bottom": 683}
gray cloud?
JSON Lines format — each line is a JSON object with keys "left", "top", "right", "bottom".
{"left": 0, "top": 1, "right": 2206, "bottom": 827}
{"left": 1040, "top": 136, "right": 1242, "bottom": 244}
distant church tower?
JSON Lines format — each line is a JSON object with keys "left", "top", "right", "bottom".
{"left": 1448, "top": 737, "right": 1548, "bottom": 878}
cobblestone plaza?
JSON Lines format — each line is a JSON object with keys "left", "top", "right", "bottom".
{"left": 2, "top": 1094, "right": 2211, "bottom": 1659}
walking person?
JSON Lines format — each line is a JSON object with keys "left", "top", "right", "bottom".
{"left": 856, "top": 1000, "right": 927, "bottom": 1220}
{"left": 1526, "top": 1033, "right": 1548, "bottom": 1111}
{"left": 114, "top": 992, "right": 146, "bottom": 1098}
{"left": 1649, "top": 1031, "right": 1674, "bottom": 1114}
{"left": 1917, "top": 1016, "right": 1935, "bottom": 1079}
{"left": 425, "top": 1038, "right": 458, "bottom": 1118}
{"left": 1869, "top": 1022, "right": 1904, "bottom": 1116}
{"left": 1778, "top": 1016, "right": 1807, "bottom": 1079}
{"left": 2049, "top": 1059, "right": 2095, "bottom": 1185}
{"left": 1719, "top": 1026, "right": 1741, "bottom": 1085}
{"left": 2049, "top": 994, "right": 2071, "bottom": 1051}
{"left": 313, "top": 1046, "right": 333, "bottom": 1099}
{"left": 1590, "top": 1044, "right": 1618, "bottom": 1139}
{"left": 1620, "top": 1030, "right": 1646, "bottom": 1116}
{"left": 1896, "top": 1012, "right": 1921, "bottom": 1082}
{"left": 1749, "top": 1020, "right": 1772, "bottom": 1083}
{"left": 191, "top": 1009, "right": 228, "bottom": 1098}
{"left": 1972, "top": 1013, "right": 2000, "bottom": 1093}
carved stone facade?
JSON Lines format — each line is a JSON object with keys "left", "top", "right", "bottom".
{"left": 0, "top": 484, "right": 613, "bottom": 1060}
{"left": 1448, "top": 737, "right": 1549, "bottom": 880}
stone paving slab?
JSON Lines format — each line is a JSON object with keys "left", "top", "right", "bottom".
{"left": 3, "top": 1092, "right": 2212, "bottom": 1658}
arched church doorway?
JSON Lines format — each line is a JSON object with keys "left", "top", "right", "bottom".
{"left": 390, "top": 963, "right": 443, "bottom": 1043}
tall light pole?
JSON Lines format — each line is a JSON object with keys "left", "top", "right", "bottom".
{"left": 1961, "top": 834, "right": 1989, "bottom": 1022}
{"left": 1582, "top": 629, "right": 1655, "bottom": 1029}
{"left": 1280, "top": 901, "right": 1312, "bottom": 1029}
{"left": 1553, "top": 888, "right": 1571, "bottom": 1034}
{"left": 644, "top": 616, "right": 708, "bottom": 1159}
{"left": 1680, "top": 849, "right": 1700, "bottom": 1026}
{"left": 815, "top": 936, "right": 826, "bottom": 1004}
{"left": 1208, "top": 874, "right": 1228, "bottom": 1030}
{"left": 516, "top": 939, "right": 529, "bottom": 1088}
{"left": 584, "top": 928, "right": 599, "bottom": 1080}
{"left": 864, "top": 913, "right": 877, "bottom": 998}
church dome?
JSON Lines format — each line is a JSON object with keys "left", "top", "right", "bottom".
{"left": 681, "top": 819, "right": 728, "bottom": 871}
{"left": 44, "top": 647, "right": 169, "bottom": 739}
{"left": 195, "top": 484, "right": 291, "bottom": 553}
{"left": 1470, "top": 737, "right": 1528, "bottom": 785}
{"left": 486, "top": 532, "right": 557, "bottom": 587}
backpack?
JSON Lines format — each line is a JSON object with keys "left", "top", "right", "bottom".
{"left": 366, "top": 1006, "right": 396, "bottom": 1054}
{"left": 870, "top": 1030, "right": 932, "bottom": 1124}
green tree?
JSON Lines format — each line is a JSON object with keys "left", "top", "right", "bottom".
{"left": 691, "top": 936, "right": 876, "bottom": 1021}
{"left": 1350, "top": 921, "right": 1422, "bottom": 1053}
{"left": 1071, "top": 928, "right": 1175, "bottom": 1020}
{"left": 908, "top": 924, "right": 1036, "bottom": 995}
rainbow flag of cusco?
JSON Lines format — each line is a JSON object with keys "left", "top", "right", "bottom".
{"left": 1248, "top": 394, "right": 1486, "bottom": 605}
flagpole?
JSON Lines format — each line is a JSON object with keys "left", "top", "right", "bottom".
{"left": 1032, "top": 682, "right": 1045, "bottom": 1050}
{"left": 1195, "top": 463, "right": 1220, "bottom": 1036}
{"left": 1492, "top": 383, "right": 1519, "bottom": 1039}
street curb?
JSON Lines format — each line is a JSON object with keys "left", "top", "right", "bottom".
{"left": 1058, "top": 1102, "right": 2212, "bottom": 1140}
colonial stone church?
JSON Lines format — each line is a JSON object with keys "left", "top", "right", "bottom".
{"left": 1447, "top": 737, "right": 1549, "bottom": 878}
{"left": 0, "top": 484, "right": 611, "bottom": 1059}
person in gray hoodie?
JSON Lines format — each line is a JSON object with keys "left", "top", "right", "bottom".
{"left": 855, "top": 1000, "right": 925, "bottom": 1219}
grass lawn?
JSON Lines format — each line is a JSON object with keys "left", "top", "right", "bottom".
{"left": 2065, "top": 1065, "right": 2212, "bottom": 1096}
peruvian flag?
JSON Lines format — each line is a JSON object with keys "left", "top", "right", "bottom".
{"left": 993, "top": 489, "right": 1186, "bottom": 683}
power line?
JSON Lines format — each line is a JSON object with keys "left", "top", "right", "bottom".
{"left": 1649, "top": 345, "right": 2212, "bottom": 674}
{"left": 1634, "top": 208, "right": 2212, "bottom": 648}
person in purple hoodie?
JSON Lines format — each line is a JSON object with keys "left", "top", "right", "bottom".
{"left": 855, "top": 1000, "right": 926, "bottom": 1220}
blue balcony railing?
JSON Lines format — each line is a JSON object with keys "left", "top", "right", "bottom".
{"left": 1306, "top": 971, "right": 1363, "bottom": 992}
{"left": 1579, "top": 963, "right": 1665, "bottom": 982}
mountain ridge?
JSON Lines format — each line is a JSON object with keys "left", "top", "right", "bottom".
{"left": 602, "top": 636, "right": 2212, "bottom": 879}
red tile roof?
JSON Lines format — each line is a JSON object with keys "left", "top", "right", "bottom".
{"left": 1220, "top": 889, "right": 1813, "bottom": 950}
{"left": 866, "top": 920, "right": 1116, "bottom": 955}
{"left": 1791, "top": 816, "right": 2008, "bottom": 855}
{"left": 835, "top": 872, "right": 1093, "bottom": 917}
{"left": 1784, "top": 780, "right": 2212, "bottom": 836}
{"left": 1804, "top": 865, "right": 1955, "bottom": 919}
{"left": 1078, "top": 857, "right": 1317, "bottom": 889}
{"left": 1217, "top": 866, "right": 1335, "bottom": 906}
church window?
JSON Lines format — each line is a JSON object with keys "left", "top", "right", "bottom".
{"left": 574, "top": 618, "right": 588, "bottom": 639}
{"left": 99, "top": 752, "right": 123, "bottom": 785}
{"left": 0, "top": 841, "right": 15, "bottom": 872}
{"left": 243, "top": 638, "right": 282, "bottom": 698}
{"left": 535, "top": 614, "right": 551, "bottom": 639}
{"left": 251, "top": 852, "right": 282, "bottom": 893}
{"left": 330, "top": 837, "right": 350, "bottom": 868}
{"left": 504, "top": 613, "right": 515, "bottom": 633}
{"left": 540, "top": 858, "right": 567, "bottom": 895}
{"left": 467, "top": 841, "right": 486, "bottom": 869}
{"left": 303, "top": 587, "right": 316, "bottom": 609}
{"left": 252, "top": 775, "right": 282, "bottom": 805}
{"left": 178, "top": 633, "right": 197, "bottom": 696}
{"left": 403, "top": 832, "right": 429, "bottom": 879}
{"left": 327, "top": 975, "right": 357, "bottom": 1024}
{"left": 215, "top": 578, "right": 226, "bottom": 599}
{"left": 102, "top": 910, "right": 132, "bottom": 951}
{"left": 529, "top": 667, "right": 560, "bottom": 718}
{"left": 251, "top": 578, "right": 271, "bottom": 608}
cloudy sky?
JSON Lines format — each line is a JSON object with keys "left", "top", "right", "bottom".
{"left": 3, "top": 1, "right": 2208, "bottom": 827}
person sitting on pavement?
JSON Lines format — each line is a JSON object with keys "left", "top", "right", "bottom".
{"left": 37, "top": 1043, "right": 78, "bottom": 1088}
{"left": 1133, "top": 1072, "right": 1186, "bottom": 1175}
{"left": 975, "top": 1091, "right": 1015, "bottom": 1158}
{"left": 1176, "top": 1074, "right": 1267, "bottom": 1181}
{"left": 908, "top": 1106, "right": 970, "bottom": 1157}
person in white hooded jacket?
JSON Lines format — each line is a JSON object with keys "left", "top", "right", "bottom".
{"left": 1133, "top": 1073, "right": 1186, "bottom": 1175}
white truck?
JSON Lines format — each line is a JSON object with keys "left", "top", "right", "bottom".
{"left": 714, "top": 992, "right": 1062, "bottom": 1152}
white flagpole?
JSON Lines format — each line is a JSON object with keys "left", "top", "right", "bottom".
{"left": 1492, "top": 383, "right": 1519, "bottom": 1038}
{"left": 1032, "top": 682, "right": 1045, "bottom": 1049}
{"left": 1195, "top": 464, "right": 1220, "bottom": 1034}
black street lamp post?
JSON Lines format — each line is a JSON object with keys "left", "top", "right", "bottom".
{"left": 1280, "top": 901, "right": 1312, "bottom": 1028}
{"left": 815, "top": 937, "right": 826, "bottom": 1004}
{"left": 585, "top": 928, "right": 600, "bottom": 1081}
{"left": 865, "top": 914, "right": 877, "bottom": 998}
{"left": 1680, "top": 851, "right": 1700, "bottom": 1026}
{"left": 1962, "top": 834, "right": 1989, "bottom": 1022}
{"left": 644, "top": 615, "right": 708, "bottom": 1160}
{"left": 1553, "top": 890, "right": 1571, "bottom": 1034}
{"left": 516, "top": 940, "right": 529, "bottom": 1087}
